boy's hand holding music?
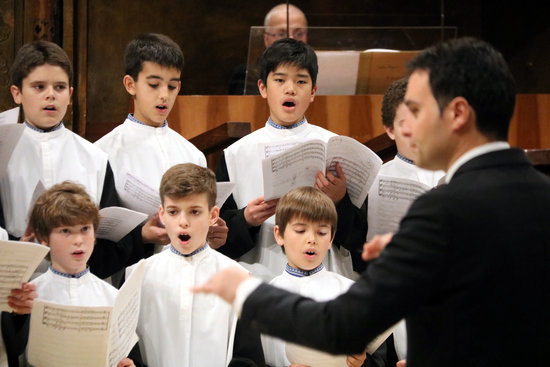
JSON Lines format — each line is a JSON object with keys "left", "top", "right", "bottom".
{"left": 207, "top": 217, "right": 229, "bottom": 249}
{"left": 142, "top": 213, "right": 170, "bottom": 245}
{"left": 8, "top": 282, "right": 37, "bottom": 314}
{"left": 315, "top": 162, "right": 347, "bottom": 205}
{"left": 244, "top": 196, "right": 278, "bottom": 227}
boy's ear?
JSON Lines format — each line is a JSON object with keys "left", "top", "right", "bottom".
{"left": 384, "top": 125, "right": 396, "bottom": 140}
{"left": 273, "top": 225, "right": 284, "bottom": 247}
{"left": 258, "top": 79, "right": 267, "bottom": 99}
{"left": 310, "top": 84, "right": 317, "bottom": 103}
{"left": 209, "top": 206, "right": 220, "bottom": 226}
{"left": 123, "top": 75, "right": 137, "bottom": 96}
{"left": 158, "top": 205, "right": 165, "bottom": 222}
{"left": 10, "top": 85, "right": 22, "bottom": 105}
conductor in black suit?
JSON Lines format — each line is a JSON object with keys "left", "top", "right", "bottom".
{"left": 195, "top": 37, "right": 550, "bottom": 367}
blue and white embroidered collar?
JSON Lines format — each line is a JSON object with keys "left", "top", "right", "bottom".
{"left": 285, "top": 263, "right": 324, "bottom": 278}
{"left": 128, "top": 113, "right": 167, "bottom": 128}
{"left": 170, "top": 243, "right": 208, "bottom": 257}
{"left": 267, "top": 117, "right": 306, "bottom": 130}
{"left": 50, "top": 265, "right": 89, "bottom": 279}
{"left": 396, "top": 152, "right": 414, "bottom": 165}
{"left": 24, "top": 121, "right": 64, "bottom": 133}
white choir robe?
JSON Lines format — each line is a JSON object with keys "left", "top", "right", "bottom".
{"left": 261, "top": 268, "right": 354, "bottom": 366}
{"left": 32, "top": 267, "right": 117, "bottom": 306}
{"left": 223, "top": 119, "right": 354, "bottom": 280}
{"left": 129, "top": 246, "right": 242, "bottom": 367}
{"left": 0, "top": 227, "right": 7, "bottom": 241}
{"left": 94, "top": 117, "right": 206, "bottom": 214}
{"left": 0, "top": 124, "right": 108, "bottom": 238}
{"left": 366, "top": 154, "right": 444, "bottom": 360}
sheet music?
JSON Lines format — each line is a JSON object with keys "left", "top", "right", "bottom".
{"left": 216, "top": 182, "right": 236, "bottom": 208}
{"left": 0, "top": 240, "right": 49, "bottom": 312}
{"left": 261, "top": 136, "right": 381, "bottom": 206}
{"left": 258, "top": 140, "right": 303, "bottom": 159}
{"left": 107, "top": 260, "right": 145, "bottom": 367}
{"left": 367, "top": 175, "right": 430, "bottom": 240}
{"left": 326, "top": 136, "right": 382, "bottom": 208}
{"left": 262, "top": 140, "right": 326, "bottom": 200}
{"left": 0, "top": 106, "right": 20, "bottom": 125}
{"left": 286, "top": 342, "right": 347, "bottom": 367}
{"left": 96, "top": 207, "right": 148, "bottom": 242}
{"left": 28, "top": 300, "right": 112, "bottom": 367}
{"left": 0, "top": 123, "right": 25, "bottom": 176}
{"left": 28, "top": 261, "right": 146, "bottom": 367}
{"left": 118, "top": 170, "right": 161, "bottom": 215}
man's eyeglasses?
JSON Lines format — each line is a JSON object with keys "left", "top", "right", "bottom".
{"left": 264, "top": 29, "right": 307, "bottom": 41}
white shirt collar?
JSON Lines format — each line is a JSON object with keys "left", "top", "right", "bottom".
{"left": 445, "top": 141, "right": 510, "bottom": 183}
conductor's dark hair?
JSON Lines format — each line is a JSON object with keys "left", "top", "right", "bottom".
{"left": 10, "top": 40, "right": 73, "bottom": 89}
{"left": 258, "top": 38, "right": 318, "bottom": 88}
{"left": 124, "top": 33, "right": 184, "bottom": 80}
{"left": 408, "top": 37, "right": 516, "bottom": 141}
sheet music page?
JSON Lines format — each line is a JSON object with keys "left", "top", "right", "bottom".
{"left": 27, "top": 300, "right": 112, "bottom": 367}
{"left": 262, "top": 140, "right": 326, "bottom": 200}
{"left": 0, "top": 240, "right": 49, "bottom": 312}
{"left": 118, "top": 170, "right": 161, "bottom": 215}
{"left": 365, "top": 323, "right": 400, "bottom": 355}
{"left": 96, "top": 207, "right": 148, "bottom": 242}
{"left": 107, "top": 260, "right": 145, "bottom": 367}
{"left": 216, "top": 182, "right": 236, "bottom": 208}
{"left": 367, "top": 175, "right": 430, "bottom": 240}
{"left": 257, "top": 140, "right": 304, "bottom": 159}
{"left": 0, "top": 123, "right": 24, "bottom": 176}
{"left": 325, "top": 136, "right": 382, "bottom": 208}
{"left": 0, "top": 106, "right": 20, "bottom": 125}
{"left": 286, "top": 342, "right": 347, "bottom": 367}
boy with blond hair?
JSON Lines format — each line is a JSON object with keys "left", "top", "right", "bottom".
{"left": 0, "top": 40, "right": 159, "bottom": 279}
{"left": 129, "top": 163, "right": 262, "bottom": 367}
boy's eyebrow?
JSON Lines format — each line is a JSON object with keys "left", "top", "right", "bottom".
{"left": 29, "top": 80, "right": 68, "bottom": 85}
{"left": 145, "top": 75, "right": 180, "bottom": 83}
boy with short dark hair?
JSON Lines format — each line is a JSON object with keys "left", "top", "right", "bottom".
{"left": 95, "top": 33, "right": 227, "bottom": 251}
{"left": 28, "top": 181, "right": 135, "bottom": 366}
{"left": 217, "top": 38, "right": 365, "bottom": 280}
{"left": 0, "top": 40, "right": 155, "bottom": 279}
{"left": 130, "top": 163, "right": 262, "bottom": 367}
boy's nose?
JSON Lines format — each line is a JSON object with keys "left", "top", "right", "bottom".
{"left": 159, "top": 86, "right": 169, "bottom": 101}
{"left": 284, "top": 83, "right": 296, "bottom": 95}
{"left": 179, "top": 215, "right": 189, "bottom": 228}
{"left": 45, "top": 86, "right": 56, "bottom": 99}
{"left": 74, "top": 233, "right": 84, "bottom": 245}
{"left": 306, "top": 232, "right": 316, "bottom": 244}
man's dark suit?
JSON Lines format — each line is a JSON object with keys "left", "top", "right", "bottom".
{"left": 240, "top": 148, "right": 550, "bottom": 367}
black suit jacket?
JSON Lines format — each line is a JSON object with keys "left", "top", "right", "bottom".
{"left": 240, "top": 148, "right": 550, "bottom": 367}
